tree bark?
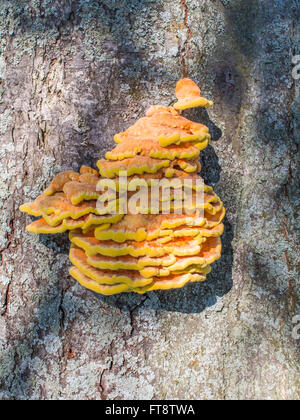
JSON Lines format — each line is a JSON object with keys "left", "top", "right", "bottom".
{"left": 0, "top": 0, "right": 299, "bottom": 400}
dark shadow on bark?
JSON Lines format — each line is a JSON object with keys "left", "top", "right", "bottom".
{"left": 184, "top": 108, "right": 223, "bottom": 143}
{"left": 221, "top": 0, "right": 299, "bottom": 149}
{"left": 216, "top": 0, "right": 300, "bottom": 355}
{"left": 39, "top": 233, "right": 70, "bottom": 256}
{"left": 200, "top": 144, "right": 222, "bottom": 186}
{"left": 186, "top": 107, "right": 223, "bottom": 186}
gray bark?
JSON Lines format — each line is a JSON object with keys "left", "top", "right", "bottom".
{"left": 0, "top": 0, "right": 299, "bottom": 400}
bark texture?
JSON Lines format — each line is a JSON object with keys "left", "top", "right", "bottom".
{"left": 0, "top": 0, "right": 299, "bottom": 400}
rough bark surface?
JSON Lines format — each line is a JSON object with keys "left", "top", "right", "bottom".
{"left": 0, "top": 0, "right": 299, "bottom": 400}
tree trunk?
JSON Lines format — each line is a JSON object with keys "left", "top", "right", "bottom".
{"left": 0, "top": 0, "right": 299, "bottom": 400}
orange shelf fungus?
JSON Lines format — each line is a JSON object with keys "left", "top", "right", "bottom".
{"left": 174, "top": 78, "right": 213, "bottom": 110}
{"left": 20, "top": 79, "right": 225, "bottom": 295}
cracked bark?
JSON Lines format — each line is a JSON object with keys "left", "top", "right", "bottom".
{"left": 0, "top": 0, "right": 299, "bottom": 400}
{"left": 180, "top": 0, "right": 192, "bottom": 77}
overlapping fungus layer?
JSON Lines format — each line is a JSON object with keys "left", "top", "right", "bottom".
{"left": 20, "top": 78, "right": 225, "bottom": 295}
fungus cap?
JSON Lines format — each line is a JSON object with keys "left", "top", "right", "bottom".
{"left": 174, "top": 78, "right": 213, "bottom": 110}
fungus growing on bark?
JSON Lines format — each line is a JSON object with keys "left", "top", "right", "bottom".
{"left": 174, "top": 78, "right": 213, "bottom": 110}
{"left": 20, "top": 78, "right": 225, "bottom": 295}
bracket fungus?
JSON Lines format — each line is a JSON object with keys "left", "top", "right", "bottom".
{"left": 20, "top": 78, "right": 225, "bottom": 295}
